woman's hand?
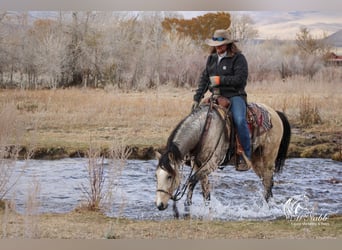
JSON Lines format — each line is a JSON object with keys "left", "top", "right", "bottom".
{"left": 191, "top": 101, "right": 199, "bottom": 111}
{"left": 209, "top": 76, "right": 220, "bottom": 87}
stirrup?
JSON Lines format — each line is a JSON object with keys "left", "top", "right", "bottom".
{"left": 236, "top": 161, "right": 251, "bottom": 171}
{"left": 235, "top": 152, "right": 253, "bottom": 171}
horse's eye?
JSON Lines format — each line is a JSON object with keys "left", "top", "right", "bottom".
{"left": 167, "top": 175, "right": 172, "bottom": 181}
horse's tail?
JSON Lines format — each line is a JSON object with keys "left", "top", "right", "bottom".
{"left": 275, "top": 111, "right": 291, "bottom": 173}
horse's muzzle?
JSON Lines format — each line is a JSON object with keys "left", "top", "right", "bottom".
{"left": 156, "top": 202, "right": 168, "bottom": 211}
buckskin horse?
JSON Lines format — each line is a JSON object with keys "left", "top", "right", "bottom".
{"left": 155, "top": 96, "right": 291, "bottom": 218}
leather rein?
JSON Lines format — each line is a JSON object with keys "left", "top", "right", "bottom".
{"left": 158, "top": 96, "right": 226, "bottom": 202}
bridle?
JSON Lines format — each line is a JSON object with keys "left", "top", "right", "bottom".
{"left": 156, "top": 188, "right": 174, "bottom": 200}
{"left": 156, "top": 97, "right": 225, "bottom": 202}
{"left": 156, "top": 162, "right": 194, "bottom": 202}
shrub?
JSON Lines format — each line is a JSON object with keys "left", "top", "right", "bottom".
{"left": 298, "top": 95, "right": 322, "bottom": 127}
{"left": 80, "top": 139, "right": 132, "bottom": 212}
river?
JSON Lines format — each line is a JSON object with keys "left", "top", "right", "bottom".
{"left": 5, "top": 158, "right": 342, "bottom": 221}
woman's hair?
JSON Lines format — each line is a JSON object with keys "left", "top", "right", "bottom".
{"left": 210, "top": 42, "right": 241, "bottom": 56}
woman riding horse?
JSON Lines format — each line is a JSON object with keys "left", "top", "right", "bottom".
{"left": 191, "top": 29, "right": 251, "bottom": 171}
{"left": 155, "top": 29, "right": 291, "bottom": 217}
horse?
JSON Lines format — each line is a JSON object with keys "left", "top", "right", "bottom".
{"left": 155, "top": 97, "right": 291, "bottom": 218}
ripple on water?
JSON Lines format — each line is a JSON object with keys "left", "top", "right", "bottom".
{"left": 6, "top": 158, "right": 342, "bottom": 220}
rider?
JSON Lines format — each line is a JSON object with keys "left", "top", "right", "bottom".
{"left": 191, "top": 29, "right": 251, "bottom": 171}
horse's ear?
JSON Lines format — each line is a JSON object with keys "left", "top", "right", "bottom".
{"left": 155, "top": 151, "right": 161, "bottom": 160}
{"left": 168, "top": 152, "right": 175, "bottom": 163}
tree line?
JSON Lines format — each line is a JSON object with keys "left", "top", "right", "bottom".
{"left": 0, "top": 11, "right": 338, "bottom": 90}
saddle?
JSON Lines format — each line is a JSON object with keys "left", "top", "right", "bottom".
{"left": 202, "top": 96, "right": 272, "bottom": 166}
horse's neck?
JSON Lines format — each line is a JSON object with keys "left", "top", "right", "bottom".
{"left": 172, "top": 109, "right": 208, "bottom": 156}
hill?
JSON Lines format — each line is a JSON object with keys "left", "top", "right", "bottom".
{"left": 325, "top": 29, "right": 342, "bottom": 47}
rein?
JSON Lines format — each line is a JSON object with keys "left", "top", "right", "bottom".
{"left": 157, "top": 163, "right": 194, "bottom": 201}
{"left": 171, "top": 164, "right": 194, "bottom": 201}
{"left": 169, "top": 97, "right": 225, "bottom": 201}
{"left": 190, "top": 96, "right": 225, "bottom": 174}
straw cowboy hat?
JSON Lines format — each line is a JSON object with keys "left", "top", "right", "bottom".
{"left": 205, "top": 29, "right": 238, "bottom": 47}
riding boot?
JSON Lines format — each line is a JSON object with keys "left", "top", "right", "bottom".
{"left": 236, "top": 158, "right": 251, "bottom": 171}
{"left": 235, "top": 138, "right": 252, "bottom": 171}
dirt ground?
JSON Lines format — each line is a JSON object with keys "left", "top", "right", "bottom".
{"left": 0, "top": 208, "right": 341, "bottom": 239}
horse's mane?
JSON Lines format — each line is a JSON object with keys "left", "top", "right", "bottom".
{"left": 159, "top": 144, "right": 180, "bottom": 177}
{"left": 158, "top": 106, "right": 209, "bottom": 176}
{"left": 158, "top": 114, "right": 190, "bottom": 176}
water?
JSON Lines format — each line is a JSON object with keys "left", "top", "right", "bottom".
{"left": 5, "top": 158, "right": 342, "bottom": 221}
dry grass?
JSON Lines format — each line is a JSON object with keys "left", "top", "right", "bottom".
{"left": 246, "top": 78, "right": 342, "bottom": 132}
{"left": 0, "top": 80, "right": 341, "bottom": 239}
{"left": 1, "top": 79, "right": 342, "bottom": 160}
{"left": 0, "top": 87, "right": 193, "bottom": 155}
{"left": 0, "top": 102, "right": 29, "bottom": 201}
{"left": 0, "top": 209, "right": 341, "bottom": 239}
{"left": 0, "top": 79, "right": 341, "bottom": 158}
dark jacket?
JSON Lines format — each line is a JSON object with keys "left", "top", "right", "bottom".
{"left": 193, "top": 52, "right": 248, "bottom": 102}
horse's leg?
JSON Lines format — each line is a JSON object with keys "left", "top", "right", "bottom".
{"left": 184, "top": 178, "right": 198, "bottom": 218}
{"left": 252, "top": 148, "right": 275, "bottom": 202}
{"left": 200, "top": 175, "right": 211, "bottom": 206}
{"left": 261, "top": 168, "right": 274, "bottom": 202}
{"left": 195, "top": 160, "right": 219, "bottom": 206}
{"left": 184, "top": 174, "right": 210, "bottom": 218}
{"left": 183, "top": 160, "right": 200, "bottom": 217}
{"left": 257, "top": 105, "right": 284, "bottom": 202}
{"left": 243, "top": 104, "right": 286, "bottom": 203}
{"left": 173, "top": 201, "right": 179, "bottom": 219}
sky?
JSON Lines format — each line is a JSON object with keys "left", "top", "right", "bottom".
{"left": 179, "top": 11, "right": 342, "bottom": 40}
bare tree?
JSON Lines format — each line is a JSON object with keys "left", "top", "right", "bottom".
{"left": 0, "top": 12, "right": 338, "bottom": 89}
{"left": 28, "top": 19, "right": 67, "bottom": 88}
{"left": 230, "top": 14, "right": 258, "bottom": 42}
{"left": 296, "top": 27, "right": 320, "bottom": 55}
{"left": 296, "top": 27, "right": 328, "bottom": 78}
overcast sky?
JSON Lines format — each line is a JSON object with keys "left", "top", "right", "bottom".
{"left": 179, "top": 11, "right": 342, "bottom": 39}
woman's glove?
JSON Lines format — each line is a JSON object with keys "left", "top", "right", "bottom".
{"left": 209, "top": 76, "right": 220, "bottom": 88}
{"left": 191, "top": 101, "right": 199, "bottom": 111}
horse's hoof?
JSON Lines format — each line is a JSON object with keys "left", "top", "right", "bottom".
{"left": 173, "top": 202, "right": 179, "bottom": 219}
{"left": 183, "top": 213, "right": 191, "bottom": 219}
{"left": 264, "top": 192, "right": 273, "bottom": 203}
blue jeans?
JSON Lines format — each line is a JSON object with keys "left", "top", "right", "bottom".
{"left": 229, "top": 96, "right": 251, "bottom": 160}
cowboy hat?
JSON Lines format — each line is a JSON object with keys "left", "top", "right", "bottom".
{"left": 205, "top": 29, "right": 237, "bottom": 47}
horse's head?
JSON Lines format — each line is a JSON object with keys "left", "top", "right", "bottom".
{"left": 155, "top": 151, "right": 180, "bottom": 211}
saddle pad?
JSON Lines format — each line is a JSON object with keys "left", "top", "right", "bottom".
{"left": 247, "top": 103, "right": 272, "bottom": 136}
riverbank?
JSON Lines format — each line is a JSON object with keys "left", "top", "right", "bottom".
{"left": 0, "top": 206, "right": 341, "bottom": 239}
{"left": 0, "top": 80, "right": 341, "bottom": 161}
{"left": 17, "top": 126, "right": 342, "bottom": 161}
{"left": 1, "top": 82, "right": 341, "bottom": 240}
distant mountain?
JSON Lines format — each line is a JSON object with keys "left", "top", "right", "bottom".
{"left": 324, "top": 30, "right": 342, "bottom": 47}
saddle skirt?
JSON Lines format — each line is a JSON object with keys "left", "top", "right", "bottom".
{"left": 247, "top": 102, "right": 273, "bottom": 137}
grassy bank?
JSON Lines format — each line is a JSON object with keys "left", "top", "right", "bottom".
{"left": 0, "top": 78, "right": 341, "bottom": 160}
{"left": 0, "top": 79, "right": 341, "bottom": 239}
{"left": 0, "top": 208, "right": 341, "bottom": 239}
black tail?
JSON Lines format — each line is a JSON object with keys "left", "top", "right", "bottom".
{"left": 275, "top": 111, "right": 291, "bottom": 173}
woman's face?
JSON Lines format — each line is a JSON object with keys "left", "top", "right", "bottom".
{"left": 215, "top": 44, "right": 227, "bottom": 55}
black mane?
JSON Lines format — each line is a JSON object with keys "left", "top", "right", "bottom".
{"left": 158, "top": 115, "right": 188, "bottom": 176}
